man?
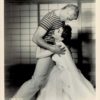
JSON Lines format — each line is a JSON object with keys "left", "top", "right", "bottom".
{"left": 12, "top": 4, "right": 79, "bottom": 100}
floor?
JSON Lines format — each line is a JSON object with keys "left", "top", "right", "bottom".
{"left": 5, "top": 63, "right": 95, "bottom": 100}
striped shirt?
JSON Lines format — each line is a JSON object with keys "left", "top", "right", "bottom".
{"left": 39, "top": 10, "right": 63, "bottom": 37}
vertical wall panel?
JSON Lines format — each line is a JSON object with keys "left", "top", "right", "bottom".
{"left": 5, "top": 3, "right": 38, "bottom": 65}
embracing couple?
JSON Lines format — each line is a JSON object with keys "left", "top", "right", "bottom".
{"left": 11, "top": 4, "right": 95, "bottom": 100}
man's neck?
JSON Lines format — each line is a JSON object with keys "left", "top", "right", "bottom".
{"left": 55, "top": 9, "right": 61, "bottom": 19}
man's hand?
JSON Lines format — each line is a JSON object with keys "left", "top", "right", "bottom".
{"left": 49, "top": 45, "right": 66, "bottom": 55}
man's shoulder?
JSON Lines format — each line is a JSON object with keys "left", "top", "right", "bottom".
{"left": 41, "top": 10, "right": 57, "bottom": 20}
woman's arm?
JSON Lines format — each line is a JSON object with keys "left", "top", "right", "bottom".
{"left": 36, "top": 46, "right": 54, "bottom": 59}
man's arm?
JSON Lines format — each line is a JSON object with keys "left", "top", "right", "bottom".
{"left": 32, "top": 26, "right": 52, "bottom": 50}
{"left": 32, "top": 26, "right": 66, "bottom": 54}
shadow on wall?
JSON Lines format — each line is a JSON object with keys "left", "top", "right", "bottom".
{"left": 5, "top": 64, "right": 36, "bottom": 87}
{"left": 71, "top": 30, "right": 95, "bottom": 86}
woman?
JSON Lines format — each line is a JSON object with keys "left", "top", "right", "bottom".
{"left": 36, "top": 26, "right": 95, "bottom": 100}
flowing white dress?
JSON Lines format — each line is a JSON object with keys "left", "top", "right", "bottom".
{"left": 36, "top": 42, "right": 95, "bottom": 100}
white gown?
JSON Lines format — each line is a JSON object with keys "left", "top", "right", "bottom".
{"left": 36, "top": 42, "right": 95, "bottom": 100}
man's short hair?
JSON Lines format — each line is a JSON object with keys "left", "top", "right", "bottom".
{"left": 62, "top": 4, "right": 79, "bottom": 17}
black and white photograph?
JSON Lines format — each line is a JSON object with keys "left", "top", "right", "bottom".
{"left": 4, "top": 0, "right": 96, "bottom": 100}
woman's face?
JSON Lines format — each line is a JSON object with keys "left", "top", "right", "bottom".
{"left": 53, "top": 28, "right": 63, "bottom": 40}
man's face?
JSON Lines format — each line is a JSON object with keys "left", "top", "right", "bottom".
{"left": 61, "top": 9, "right": 78, "bottom": 22}
{"left": 68, "top": 11, "right": 78, "bottom": 21}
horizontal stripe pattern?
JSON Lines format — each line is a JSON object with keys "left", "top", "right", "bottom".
{"left": 39, "top": 10, "right": 63, "bottom": 31}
